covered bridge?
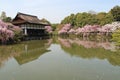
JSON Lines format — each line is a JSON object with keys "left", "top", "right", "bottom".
{"left": 12, "top": 12, "right": 49, "bottom": 37}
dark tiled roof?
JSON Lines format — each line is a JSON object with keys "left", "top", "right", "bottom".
{"left": 12, "top": 12, "right": 48, "bottom": 25}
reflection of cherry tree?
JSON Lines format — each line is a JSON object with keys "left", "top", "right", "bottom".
{"left": 98, "top": 42, "right": 116, "bottom": 51}
{"left": 60, "top": 38, "right": 120, "bottom": 66}
{"left": 73, "top": 38, "right": 99, "bottom": 48}
{"left": 74, "top": 38, "right": 116, "bottom": 51}
{"left": 58, "top": 38, "right": 71, "bottom": 48}
{"left": 58, "top": 37, "right": 116, "bottom": 51}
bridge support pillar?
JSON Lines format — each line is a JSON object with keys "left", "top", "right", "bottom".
{"left": 24, "top": 28, "right": 27, "bottom": 35}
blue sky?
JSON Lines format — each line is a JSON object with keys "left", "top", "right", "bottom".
{"left": 0, "top": 0, "right": 120, "bottom": 23}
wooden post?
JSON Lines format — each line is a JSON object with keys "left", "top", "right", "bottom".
{"left": 25, "top": 27, "right": 27, "bottom": 35}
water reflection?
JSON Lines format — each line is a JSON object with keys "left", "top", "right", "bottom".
{"left": 15, "top": 39, "right": 52, "bottom": 65}
{"left": 0, "top": 39, "right": 52, "bottom": 67}
{"left": 58, "top": 37, "right": 120, "bottom": 66}
{"left": 0, "top": 37, "right": 120, "bottom": 67}
{"left": 0, "top": 44, "right": 24, "bottom": 68}
{"left": 0, "top": 37, "right": 120, "bottom": 80}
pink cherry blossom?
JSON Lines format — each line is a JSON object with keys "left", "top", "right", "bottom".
{"left": 68, "top": 29, "right": 76, "bottom": 34}
{"left": 0, "top": 20, "right": 15, "bottom": 43}
{"left": 58, "top": 24, "right": 72, "bottom": 34}
{"left": 45, "top": 26, "right": 53, "bottom": 33}
{"left": 58, "top": 22, "right": 120, "bottom": 36}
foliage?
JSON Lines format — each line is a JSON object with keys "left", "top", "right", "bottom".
{"left": 3, "top": 17, "right": 12, "bottom": 22}
{"left": 96, "top": 12, "right": 113, "bottom": 25}
{"left": 61, "top": 7, "right": 115, "bottom": 27}
{"left": 61, "top": 12, "right": 97, "bottom": 27}
{"left": 51, "top": 23, "right": 58, "bottom": 31}
{"left": 112, "top": 28, "right": 120, "bottom": 46}
{"left": 61, "top": 14, "right": 75, "bottom": 26}
{"left": 40, "top": 18, "right": 51, "bottom": 25}
{"left": 111, "top": 5, "right": 120, "bottom": 21}
{"left": 10, "top": 26, "right": 23, "bottom": 42}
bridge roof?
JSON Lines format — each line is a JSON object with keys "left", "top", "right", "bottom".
{"left": 12, "top": 12, "right": 49, "bottom": 25}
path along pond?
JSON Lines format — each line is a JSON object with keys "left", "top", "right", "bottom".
{"left": 0, "top": 37, "right": 120, "bottom": 80}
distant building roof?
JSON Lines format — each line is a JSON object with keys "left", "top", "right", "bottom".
{"left": 12, "top": 12, "right": 49, "bottom": 25}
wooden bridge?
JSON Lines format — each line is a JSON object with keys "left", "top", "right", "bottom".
{"left": 12, "top": 12, "right": 50, "bottom": 37}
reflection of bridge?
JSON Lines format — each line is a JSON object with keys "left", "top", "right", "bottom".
{"left": 19, "top": 45, "right": 49, "bottom": 54}
{"left": 14, "top": 47, "right": 50, "bottom": 65}
{"left": 14, "top": 41, "right": 51, "bottom": 65}
{"left": 0, "top": 39, "right": 52, "bottom": 67}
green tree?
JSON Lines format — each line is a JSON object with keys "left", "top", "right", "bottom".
{"left": 61, "top": 8, "right": 114, "bottom": 27}
{"left": 51, "top": 23, "right": 58, "bottom": 31}
{"left": 61, "top": 12, "right": 98, "bottom": 27}
{"left": 112, "top": 28, "right": 120, "bottom": 46}
{"left": 95, "top": 12, "right": 113, "bottom": 25}
{"left": 74, "top": 12, "right": 98, "bottom": 27}
{"left": 111, "top": 5, "right": 120, "bottom": 21}
{"left": 40, "top": 18, "right": 51, "bottom": 25}
{"left": 103, "top": 12, "right": 113, "bottom": 24}
{"left": 96, "top": 12, "right": 107, "bottom": 25}
{"left": 3, "top": 17, "right": 12, "bottom": 22}
{"left": 61, "top": 14, "right": 75, "bottom": 26}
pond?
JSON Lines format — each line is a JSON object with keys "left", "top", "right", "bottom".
{"left": 0, "top": 37, "right": 120, "bottom": 80}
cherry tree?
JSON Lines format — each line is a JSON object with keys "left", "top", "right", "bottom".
{"left": 58, "top": 22, "right": 120, "bottom": 37}
{"left": 45, "top": 26, "right": 53, "bottom": 34}
{"left": 68, "top": 29, "right": 76, "bottom": 34}
{"left": 0, "top": 20, "right": 14, "bottom": 43}
{"left": 58, "top": 24, "right": 72, "bottom": 34}
{"left": 0, "top": 20, "right": 22, "bottom": 43}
